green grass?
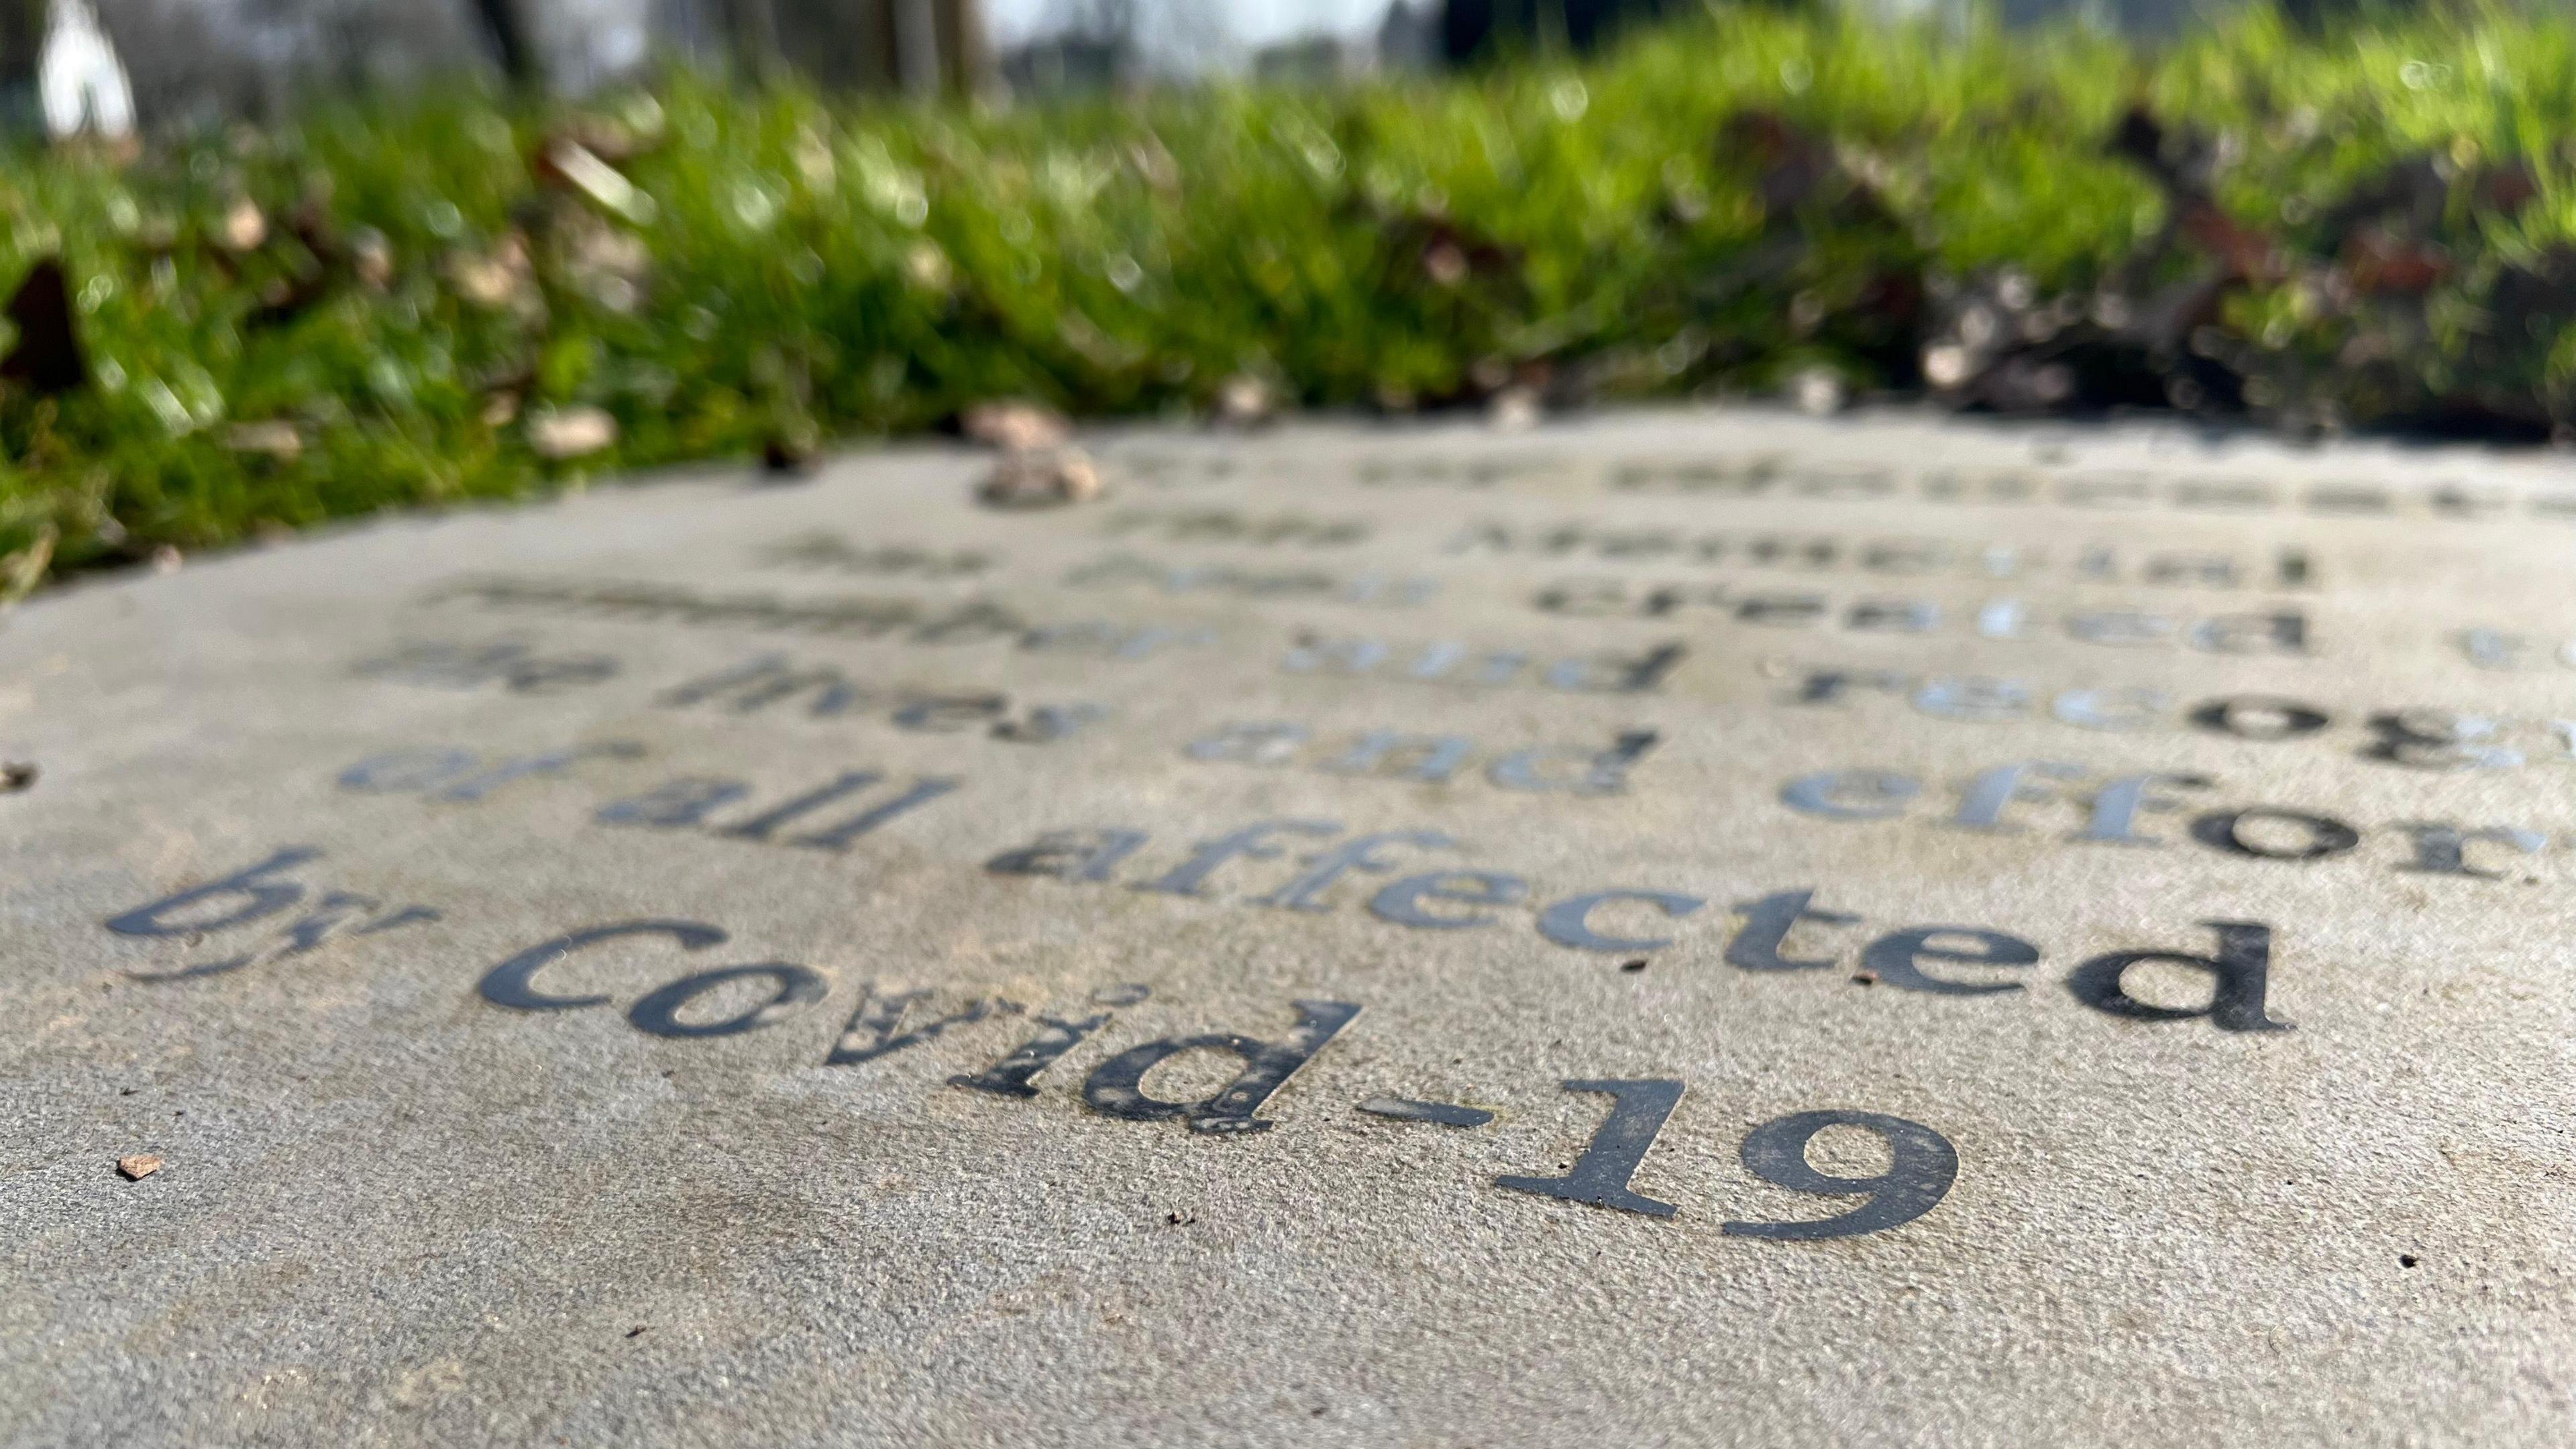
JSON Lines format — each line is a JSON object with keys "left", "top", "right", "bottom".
{"left": 3, "top": 2, "right": 2573, "bottom": 590}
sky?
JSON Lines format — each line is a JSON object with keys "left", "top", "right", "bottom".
{"left": 983, "top": 0, "right": 1402, "bottom": 50}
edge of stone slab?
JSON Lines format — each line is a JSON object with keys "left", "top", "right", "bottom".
{"left": 19, "top": 398, "right": 2576, "bottom": 614}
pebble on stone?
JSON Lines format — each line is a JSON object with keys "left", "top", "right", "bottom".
{"left": 1790, "top": 366, "right": 1849, "bottom": 416}
{"left": 1214, "top": 374, "right": 1279, "bottom": 429}
{"left": 1487, "top": 385, "right": 1542, "bottom": 433}
{"left": 978, "top": 447, "right": 1102, "bottom": 509}
{"left": 116, "top": 1155, "right": 162, "bottom": 1181}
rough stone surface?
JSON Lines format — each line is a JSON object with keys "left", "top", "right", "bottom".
{"left": 5, "top": 405, "right": 2576, "bottom": 1446}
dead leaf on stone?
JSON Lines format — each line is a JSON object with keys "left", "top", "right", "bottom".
{"left": 0, "top": 258, "right": 88, "bottom": 396}
{"left": 1424, "top": 241, "right": 1469, "bottom": 287}
{"left": 564, "top": 219, "right": 652, "bottom": 286}
{"left": 903, "top": 241, "right": 953, "bottom": 294}
{"left": 961, "top": 400, "right": 1072, "bottom": 452}
{"left": 792, "top": 126, "right": 837, "bottom": 191}
{"left": 2341, "top": 228, "right": 2449, "bottom": 297}
{"left": 351, "top": 228, "right": 396, "bottom": 290}
{"left": 117, "top": 1154, "right": 162, "bottom": 1181}
{"left": 561, "top": 112, "right": 659, "bottom": 168}
{"left": 224, "top": 421, "right": 304, "bottom": 461}
{"left": 219, "top": 197, "right": 267, "bottom": 252}
{"left": 529, "top": 405, "right": 618, "bottom": 461}
{"left": 978, "top": 447, "right": 1102, "bottom": 508}
{"left": 3, "top": 524, "right": 56, "bottom": 601}
{"left": 538, "top": 139, "right": 656, "bottom": 226}
{"left": 1129, "top": 136, "right": 1182, "bottom": 193}
{"left": 56, "top": 132, "right": 140, "bottom": 168}
{"left": 447, "top": 235, "right": 535, "bottom": 311}
{"left": 763, "top": 429, "right": 820, "bottom": 477}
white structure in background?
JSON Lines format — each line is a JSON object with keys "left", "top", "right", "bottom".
{"left": 537, "top": 0, "right": 654, "bottom": 95}
{"left": 39, "top": 0, "right": 133, "bottom": 138}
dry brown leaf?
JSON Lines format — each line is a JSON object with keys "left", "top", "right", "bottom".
{"left": 539, "top": 140, "right": 655, "bottom": 226}
{"left": 224, "top": 421, "right": 304, "bottom": 461}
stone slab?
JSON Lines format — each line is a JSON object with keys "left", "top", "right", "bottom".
{"left": 7, "top": 405, "right": 2576, "bottom": 1446}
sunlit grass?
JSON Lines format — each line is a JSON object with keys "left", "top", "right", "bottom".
{"left": 0, "top": 3, "right": 2569, "bottom": 588}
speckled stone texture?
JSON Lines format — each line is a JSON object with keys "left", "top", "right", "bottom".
{"left": 5, "top": 405, "right": 2575, "bottom": 1446}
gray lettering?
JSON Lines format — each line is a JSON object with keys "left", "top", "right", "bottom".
{"left": 1861, "top": 928, "right": 2040, "bottom": 996}
{"left": 1951, "top": 761, "right": 2083, "bottom": 832}
{"left": 1136, "top": 820, "right": 1340, "bottom": 897}
{"left": 1185, "top": 721, "right": 1310, "bottom": 765}
{"left": 1495, "top": 1079, "right": 1686, "bottom": 1218}
{"left": 985, "top": 827, "right": 1152, "bottom": 882}
{"left": 1487, "top": 730, "right": 1660, "bottom": 795}
{"left": 826, "top": 983, "right": 1019, "bottom": 1065}
{"left": 1782, "top": 769, "right": 1921, "bottom": 820}
{"left": 2068, "top": 920, "right": 2287, "bottom": 1032}
{"left": 1727, "top": 890, "right": 1858, "bottom": 973}
{"left": 1081, "top": 1000, "right": 1362, "bottom": 1135}
{"left": 2080, "top": 772, "right": 2214, "bottom": 845}
{"left": 2394, "top": 822, "right": 2547, "bottom": 879}
{"left": 1368, "top": 871, "right": 1528, "bottom": 930}
{"left": 105, "top": 847, "right": 321, "bottom": 938}
{"left": 2051, "top": 686, "right": 2170, "bottom": 732}
{"left": 633, "top": 963, "right": 832, "bottom": 1038}
{"left": 1261, "top": 831, "right": 1458, "bottom": 912}
{"left": 478, "top": 920, "right": 729, "bottom": 1012}
{"left": 1323, "top": 731, "right": 1473, "bottom": 784}
{"left": 1536, "top": 890, "right": 1707, "bottom": 952}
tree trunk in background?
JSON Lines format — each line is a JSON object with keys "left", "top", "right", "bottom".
{"left": 893, "top": 0, "right": 938, "bottom": 96}
{"left": 0, "top": 0, "right": 45, "bottom": 131}
{"left": 2279, "top": 0, "right": 2415, "bottom": 29}
{"left": 724, "top": 0, "right": 784, "bottom": 83}
{"left": 464, "top": 0, "right": 543, "bottom": 87}
{"left": 763, "top": 0, "right": 987, "bottom": 95}
{"left": 936, "top": 0, "right": 991, "bottom": 95}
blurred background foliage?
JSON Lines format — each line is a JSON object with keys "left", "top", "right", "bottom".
{"left": 1, "top": 1, "right": 2572, "bottom": 591}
